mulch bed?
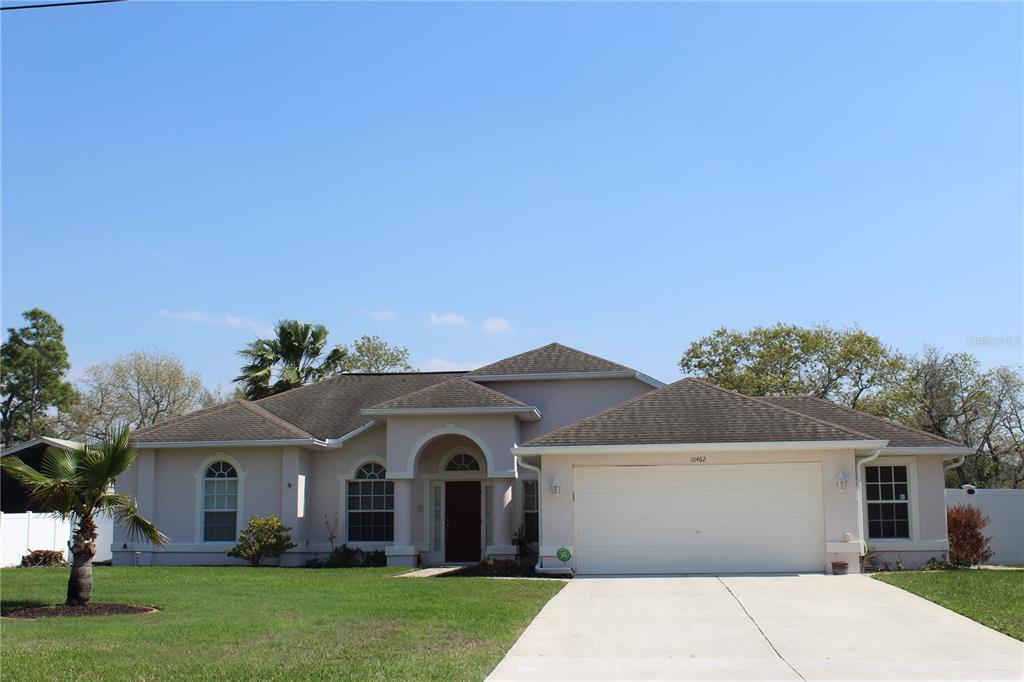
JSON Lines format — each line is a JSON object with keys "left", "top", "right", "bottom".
{"left": 3, "top": 603, "right": 158, "bottom": 619}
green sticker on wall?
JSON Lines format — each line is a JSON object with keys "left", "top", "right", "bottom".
{"left": 556, "top": 547, "right": 572, "bottom": 563}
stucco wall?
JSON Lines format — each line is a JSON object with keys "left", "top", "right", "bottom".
{"left": 537, "top": 449, "right": 862, "bottom": 574}
{"left": 481, "top": 378, "right": 654, "bottom": 442}
{"left": 113, "top": 446, "right": 288, "bottom": 565}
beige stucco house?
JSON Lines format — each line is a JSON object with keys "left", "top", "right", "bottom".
{"left": 117, "top": 343, "right": 971, "bottom": 574}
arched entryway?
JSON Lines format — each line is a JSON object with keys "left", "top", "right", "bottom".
{"left": 414, "top": 434, "right": 490, "bottom": 564}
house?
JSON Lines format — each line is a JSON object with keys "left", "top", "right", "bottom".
{"left": 116, "top": 342, "right": 972, "bottom": 574}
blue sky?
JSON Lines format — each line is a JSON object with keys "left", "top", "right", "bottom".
{"left": 2, "top": 1, "right": 1022, "bottom": 389}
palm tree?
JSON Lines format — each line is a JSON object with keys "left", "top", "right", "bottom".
{"left": 235, "top": 320, "right": 348, "bottom": 399}
{"left": 1, "top": 428, "right": 167, "bottom": 605}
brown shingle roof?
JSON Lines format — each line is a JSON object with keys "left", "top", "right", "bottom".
{"left": 133, "top": 400, "right": 316, "bottom": 444}
{"left": 366, "top": 377, "right": 529, "bottom": 410}
{"left": 523, "top": 378, "right": 873, "bottom": 447}
{"left": 467, "top": 342, "right": 632, "bottom": 377}
{"left": 255, "top": 372, "right": 463, "bottom": 439}
{"left": 761, "top": 396, "right": 964, "bottom": 448}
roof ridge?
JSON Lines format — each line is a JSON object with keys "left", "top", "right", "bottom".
{"left": 255, "top": 371, "right": 467, "bottom": 403}
{"left": 685, "top": 379, "right": 879, "bottom": 441}
{"left": 767, "top": 395, "right": 963, "bottom": 447}
{"left": 236, "top": 400, "right": 316, "bottom": 440}
{"left": 132, "top": 400, "right": 242, "bottom": 438}
{"left": 468, "top": 342, "right": 632, "bottom": 376}
{"left": 367, "top": 376, "right": 529, "bottom": 409}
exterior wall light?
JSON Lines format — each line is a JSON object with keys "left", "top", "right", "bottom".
{"left": 835, "top": 471, "right": 848, "bottom": 492}
{"left": 550, "top": 477, "right": 562, "bottom": 496}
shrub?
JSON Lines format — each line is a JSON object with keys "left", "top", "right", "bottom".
{"left": 947, "top": 503, "right": 993, "bottom": 567}
{"left": 319, "top": 544, "right": 386, "bottom": 568}
{"left": 20, "top": 549, "right": 68, "bottom": 567}
{"left": 226, "top": 515, "right": 297, "bottom": 566}
{"left": 921, "top": 557, "right": 955, "bottom": 571}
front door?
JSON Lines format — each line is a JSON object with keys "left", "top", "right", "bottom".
{"left": 445, "top": 481, "right": 481, "bottom": 562}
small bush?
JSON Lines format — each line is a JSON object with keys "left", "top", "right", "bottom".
{"left": 226, "top": 515, "right": 297, "bottom": 566}
{"left": 921, "top": 557, "right": 955, "bottom": 571}
{"left": 317, "top": 544, "right": 387, "bottom": 568}
{"left": 20, "top": 549, "right": 68, "bottom": 567}
{"left": 947, "top": 503, "right": 993, "bottom": 567}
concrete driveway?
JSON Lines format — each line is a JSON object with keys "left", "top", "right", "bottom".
{"left": 488, "top": 575, "right": 1024, "bottom": 681}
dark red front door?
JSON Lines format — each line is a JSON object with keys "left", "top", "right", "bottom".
{"left": 445, "top": 481, "right": 481, "bottom": 562}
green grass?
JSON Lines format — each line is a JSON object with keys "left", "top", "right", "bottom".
{"left": 873, "top": 570, "right": 1024, "bottom": 641}
{"left": 0, "top": 566, "right": 563, "bottom": 681}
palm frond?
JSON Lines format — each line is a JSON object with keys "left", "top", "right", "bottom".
{"left": 108, "top": 496, "right": 168, "bottom": 547}
{"left": 39, "top": 446, "right": 80, "bottom": 481}
{"left": 79, "top": 427, "right": 136, "bottom": 486}
{"left": 1, "top": 457, "right": 81, "bottom": 517}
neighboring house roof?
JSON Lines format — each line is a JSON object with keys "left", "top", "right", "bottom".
{"left": 522, "top": 378, "right": 878, "bottom": 447}
{"left": 255, "top": 372, "right": 462, "bottom": 440}
{"left": 133, "top": 400, "right": 318, "bottom": 445}
{"left": 467, "top": 342, "right": 632, "bottom": 378}
{"left": 760, "top": 396, "right": 964, "bottom": 449}
{"left": 366, "top": 377, "right": 529, "bottom": 410}
{"left": 1, "top": 436, "right": 84, "bottom": 458}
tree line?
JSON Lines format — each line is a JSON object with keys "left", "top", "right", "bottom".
{"left": 3, "top": 310, "right": 1021, "bottom": 488}
{"left": 679, "top": 324, "right": 1024, "bottom": 489}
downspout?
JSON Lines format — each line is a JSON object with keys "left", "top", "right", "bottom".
{"left": 515, "top": 453, "right": 574, "bottom": 578}
{"left": 943, "top": 455, "right": 966, "bottom": 471}
{"left": 855, "top": 449, "right": 881, "bottom": 557}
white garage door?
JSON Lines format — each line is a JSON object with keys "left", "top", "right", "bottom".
{"left": 573, "top": 463, "right": 825, "bottom": 574}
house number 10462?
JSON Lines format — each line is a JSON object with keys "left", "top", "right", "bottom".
{"left": 690, "top": 456, "right": 707, "bottom": 463}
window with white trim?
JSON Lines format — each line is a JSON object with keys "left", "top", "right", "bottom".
{"left": 347, "top": 463, "right": 394, "bottom": 542}
{"left": 866, "top": 464, "right": 910, "bottom": 539}
{"left": 203, "top": 461, "right": 238, "bottom": 542}
{"left": 522, "top": 480, "right": 539, "bottom": 544}
{"left": 445, "top": 453, "right": 480, "bottom": 471}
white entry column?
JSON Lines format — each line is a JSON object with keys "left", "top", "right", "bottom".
{"left": 386, "top": 478, "right": 418, "bottom": 566}
{"left": 487, "top": 477, "right": 516, "bottom": 558}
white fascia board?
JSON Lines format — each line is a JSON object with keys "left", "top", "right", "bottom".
{"left": 133, "top": 438, "right": 325, "bottom": 449}
{"left": 512, "top": 439, "right": 889, "bottom": 456}
{"left": 1, "top": 436, "right": 84, "bottom": 457}
{"left": 881, "top": 446, "right": 975, "bottom": 457}
{"left": 324, "top": 421, "right": 381, "bottom": 449}
{"left": 468, "top": 370, "right": 664, "bottom": 388}
{"left": 361, "top": 406, "right": 542, "bottom": 421}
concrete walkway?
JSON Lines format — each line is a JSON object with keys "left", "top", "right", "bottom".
{"left": 488, "top": 574, "right": 1024, "bottom": 681}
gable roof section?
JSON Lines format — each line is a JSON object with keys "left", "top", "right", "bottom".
{"left": 760, "top": 396, "right": 964, "bottom": 448}
{"left": 366, "top": 377, "right": 529, "bottom": 410}
{"left": 255, "top": 372, "right": 463, "bottom": 440}
{"left": 133, "top": 400, "right": 317, "bottom": 445}
{"left": 467, "top": 342, "right": 633, "bottom": 378}
{"left": 522, "top": 378, "right": 875, "bottom": 448}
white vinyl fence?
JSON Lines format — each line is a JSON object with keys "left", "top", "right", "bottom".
{"left": 0, "top": 511, "right": 114, "bottom": 567}
{"left": 945, "top": 488, "right": 1024, "bottom": 565}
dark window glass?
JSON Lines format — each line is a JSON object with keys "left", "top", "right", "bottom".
{"left": 865, "top": 466, "right": 910, "bottom": 539}
{"left": 347, "top": 468, "right": 394, "bottom": 542}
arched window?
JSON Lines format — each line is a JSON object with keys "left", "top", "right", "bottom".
{"left": 203, "top": 461, "right": 238, "bottom": 542}
{"left": 347, "top": 462, "right": 393, "bottom": 542}
{"left": 445, "top": 453, "right": 480, "bottom": 472}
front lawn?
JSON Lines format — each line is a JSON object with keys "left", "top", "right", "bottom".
{"left": 1, "top": 566, "right": 563, "bottom": 680}
{"left": 873, "top": 570, "right": 1024, "bottom": 641}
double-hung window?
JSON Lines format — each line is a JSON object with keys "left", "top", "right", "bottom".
{"left": 203, "top": 461, "right": 238, "bottom": 542}
{"left": 347, "top": 463, "right": 394, "bottom": 542}
{"left": 865, "top": 464, "right": 910, "bottom": 539}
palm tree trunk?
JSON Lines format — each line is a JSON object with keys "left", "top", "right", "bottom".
{"left": 66, "top": 516, "right": 97, "bottom": 605}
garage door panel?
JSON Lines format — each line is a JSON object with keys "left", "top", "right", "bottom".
{"left": 573, "top": 463, "right": 824, "bottom": 574}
